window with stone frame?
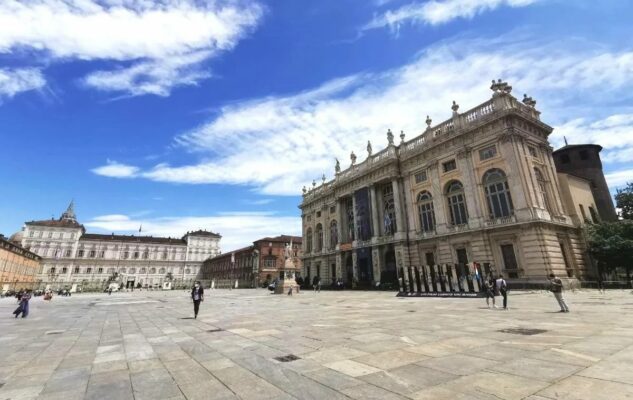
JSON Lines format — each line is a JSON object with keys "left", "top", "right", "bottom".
{"left": 446, "top": 180, "right": 468, "bottom": 225}
{"left": 483, "top": 169, "right": 514, "bottom": 219}
{"left": 414, "top": 169, "right": 428, "bottom": 183}
{"left": 77, "top": 249, "right": 84, "bottom": 257}
{"left": 534, "top": 168, "right": 552, "bottom": 213}
{"left": 442, "top": 159, "right": 457, "bottom": 173}
{"left": 528, "top": 146, "right": 538, "bottom": 158}
{"left": 382, "top": 184, "right": 397, "bottom": 235}
{"left": 345, "top": 197, "right": 355, "bottom": 241}
{"left": 64, "top": 249, "right": 72, "bottom": 257}
{"left": 479, "top": 145, "right": 497, "bottom": 161}
{"left": 329, "top": 220, "right": 338, "bottom": 249}
{"left": 417, "top": 191, "right": 436, "bottom": 233}
{"left": 315, "top": 223, "right": 323, "bottom": 251}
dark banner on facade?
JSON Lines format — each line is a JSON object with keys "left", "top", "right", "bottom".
{"left": 354, "top": 187, "right": 372, "bottom": 241}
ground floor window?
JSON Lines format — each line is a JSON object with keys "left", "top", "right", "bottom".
{"left": 500, "top": 244, "right": 519, "bottom": 278}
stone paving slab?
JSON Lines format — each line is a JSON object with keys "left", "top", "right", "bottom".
{"left": 1, "top": 289, "right": 633, "bottom": 399}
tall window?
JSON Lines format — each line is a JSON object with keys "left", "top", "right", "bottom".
{"left": 306, "top": 228, "right": 313, "bottom": 253}
{"left": 329, "top": 220, "right": 338, "bottom": 249}
{"left": 315, "top": 223, "right": 323, "bottom": 252}
{"left": 483, "top": 169, "right": 514, "bottom": 219}
{"left": 446, "top": 181, "right": 468, "bottom": 225}
{"left": 345, "top": 198, "right": 354, "bottom": 241}
{"left": 417, "top": 191, "right": 436, "bottom": 233}
{"left": 534, "top": 168, "right": 552, "bottom": 213}
{"left": 382, "top": 184, "right": 396, "bottom": 235}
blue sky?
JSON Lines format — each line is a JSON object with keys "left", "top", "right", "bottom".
{"left": 1, "top": 0, "right": 633, "bottom": 250}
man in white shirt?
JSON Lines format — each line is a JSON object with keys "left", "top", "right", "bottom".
{"left": 495, "top": 275, "right": 508, "bottom": 310}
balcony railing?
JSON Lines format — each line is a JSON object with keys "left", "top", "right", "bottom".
{"left": 484, "top": 215, "right": 517, "bottom": 227}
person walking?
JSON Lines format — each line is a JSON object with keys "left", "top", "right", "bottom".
{"left": 483, "top": 277, "right": 496, "bottom": 309}
{"left": 495, "top": 275, "right": 508, "bottom": 310}
{"left": 312, "top": 275, "right": 321, "bottom": 293}
{"left": 549, "top": 273, "right": 570, "bottom": 312}
{"left": 13, "top": 290, "right": 32, "bottom": 318}
{"left": 191, "top": 281, "right": 204, "bottom": 319}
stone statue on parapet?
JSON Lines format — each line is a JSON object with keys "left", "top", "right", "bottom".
{"left": 335, "top": 158, "right": 341, "bottom": 174}
{"left": 387, "top": 129, "right": 394, "bottom": 145}
{"left": 367, "top": 140, "right": 372, "bottom": 156}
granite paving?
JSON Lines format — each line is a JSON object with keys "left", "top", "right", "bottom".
{"left": 1, "top": 289, "right": 632, "bottom": 399}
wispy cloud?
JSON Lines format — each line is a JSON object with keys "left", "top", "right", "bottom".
{"left": 0, "top": 68, "right": 45, "bottom": 100}
{"left": 92, "top": 37, "right": 633, "bottom": 196}
{"left": 0, "top": 0, "right": 264, "bottom": 97}
{"left": 91, "top": 160, "right": 139, "bottom": 178}
{"left": 364, "top": 0, "right": 540, "bottom": 32}
{"left": 85, "top": 212, "right": 300, "bottom": 250}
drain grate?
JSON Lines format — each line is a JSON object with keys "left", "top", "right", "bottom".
{"left": 45, "top": 330, "right": 64, "bottom": 335}
{"left": 207, "top": 328, "right": 223, "bottom": 333}
{"left": 498, "top": 328, "right": 547, "bottom": 336}
{"left": 0, "top": 382, "right": 4, "bottom": 389}
{"left": 274, "top": 354, "right": 301, "bottom": 363}
{"left": 407, "top": 310, "right": 416, "bottom": 313}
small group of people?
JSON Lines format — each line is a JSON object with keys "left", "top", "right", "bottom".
{"left": 483, "top": 274, "right": 509, "bottom": 309}
{"left": 483, "top": 273, "right": 570, "bottom": 312}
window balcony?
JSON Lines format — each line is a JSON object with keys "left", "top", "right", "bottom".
{"left": 446, "top": 223, "right": 470, "bottom": 233}
{"left": 484, "top": 215, "right": 517, "bottom": 227}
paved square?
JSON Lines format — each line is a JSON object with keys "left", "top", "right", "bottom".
{"left": 1, "top": 289, "right": 633, "bottom": 400}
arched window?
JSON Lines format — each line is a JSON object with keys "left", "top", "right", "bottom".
{"left": 417, "top": 191, "right": 436, "bottom": 233}
{"left": 382, "top": 184, "right": 396, "bottom": 235}
{"left": 329, "top": 220, "right": 338, "bottom": 249}
{"left": 159, "top": 268, "right": 166, "bottom": 274}
{"left": 483, "top": 169, "right": 514, "bottom": 219}
{"left": 446, "top": 181, "right": 468, "bottom": 225}
{"left": 149, "top": 268, "right": 156, "bottom": 274}
{"left": 315, "top": 224, "right": 323, "bottom": 252}
{"left": 306, "top": 228, "right": 313, "bottom": 253}
{"left": 534, "top": 168, "right": 552, "bottom": 212}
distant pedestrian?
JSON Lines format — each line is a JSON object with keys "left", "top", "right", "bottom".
{"left": 13, "top": 290, "right": 31, "bottom": 318}
{"left": 312, "top": 275, "right": 321, "bottom": 293}
{"left": 191, "top": 281, "right": 204, "bottom": 319}
{"left": 549, "top": 273, "right": 569, "bottom": 312}
{"left": 483, "top": 277, "right": 496, "bottom": 309}
{"left": 496, "top": 275, "right": 508, "bottom": 310}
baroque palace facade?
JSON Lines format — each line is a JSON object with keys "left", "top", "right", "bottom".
{"left": 300, "top": 80, "right": 599, "bottom": 287}
{"left": 12, "top": 203, "right": 221, "bottom": 289}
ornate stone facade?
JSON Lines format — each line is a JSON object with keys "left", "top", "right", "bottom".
{"left": 300, "top": 81, "right": 593, "bottom": 287}
{"left": 16, "top": 202, "right": 221, "bottom": 289}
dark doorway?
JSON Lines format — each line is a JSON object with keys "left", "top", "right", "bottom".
{"left": 382, "top": 249, "right": 397, "bottom": 285}
{"left": 357, "top": 247, "right": 373, "bottom": 285}
{"left": 559, "top": 242, "right": 573, "bottom": 278}
{"left": 500, "top": 244, "right": 518, "bottom": 278}
{"left": 345, "top": 253, "right": 353, "bottom": 285}
{"left": 126, "top": 280, "right": 135, "bottom": 289}
{"left": 425, "top": 252, "right": 435, "bottom": 266}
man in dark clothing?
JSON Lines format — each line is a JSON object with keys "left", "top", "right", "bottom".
{"left": 191, "top": 281, "right": 204, "bottom": 319}
{"left": 13, "top": 290, "right": 31, "bottom": 318}
{"left": 495, "top": 275, "right": 508, "bottom": 310}
{"left": 549, "top": 273, "right": 570, "bottom": 312}
{"left": 312, "top": 275, "right": 321, "bottom": 293}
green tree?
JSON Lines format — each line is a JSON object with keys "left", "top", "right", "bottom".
{"left": 586, "top": 220, "right": 633, "bottom": 284}
{"left": 615, "top": 182, "right": 633, "bottom": 220}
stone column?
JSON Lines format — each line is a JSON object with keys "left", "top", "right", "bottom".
{"left": 337, "top": 198, "right": 345, "bottom": 244}
{"left": 392, "top": 179, "right": 404, "bottom": 235}
{"left": 371, "top": 247, "right": 381, "bottom": 284}
{"left": 457, "top": 150, "right": 481, "bottom": 227}
{"left": 335, "top": 252, "right": 343, "bottom": 279}
{"left": 351, "top": 250, "right": 358, "bottom": 284}
{"left": 352, "top": 192, "right": 358, "bottom": 243}
{"left": 429, "top": 162, "right": 448, "bottom": 233}
{"left": 370, "top": 185, "right": 380, "bottom": 239}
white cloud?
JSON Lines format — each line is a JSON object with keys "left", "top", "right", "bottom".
{"left": 85, "top": 212, "right": 301, "bottom": 251}
{"left": 364, "top": 0, "right": 540, "bottom": 32}
{"left": 91, "top": 160, "right": 139, "bottom": 178}
{"left": 605, "top": 169, "right": 633, "bottom": 190}
{"left": 0, "top": 68, "right": 45, "bottom": 99}
{"left": 0, "top": 0, "right": 263, "bottom": 96}
{"left": 93, "top": 38, "right": 633, "bottom": 195}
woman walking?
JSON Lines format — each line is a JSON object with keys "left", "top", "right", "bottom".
{"left": 191, "top": 281, "right": 204, "bottom": 319}
{"left": 13, "top": 290, "right": 32, "bottom": 318}
{"left": 483, "top": 277, "right": 496, "bottom": 309}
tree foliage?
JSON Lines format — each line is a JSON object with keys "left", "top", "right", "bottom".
{"left": 586, "top": 220, "right": 633, "bottom": 279}
{"left": 615, "top": 182, "right": 633, "bottom": 220}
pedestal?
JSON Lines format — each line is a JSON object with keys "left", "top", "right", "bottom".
{"left": 274, "top": 268, "right": 298, "bottom": 294}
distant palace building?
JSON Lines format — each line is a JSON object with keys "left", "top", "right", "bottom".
{"left": 300, "top": 80, "right": 614, "bottom": 287}
{"left": 203, "top": 235, "right": 302, "bottom": 288}
{"left": 13, "top": 202, "right": 221, "bottom": 289}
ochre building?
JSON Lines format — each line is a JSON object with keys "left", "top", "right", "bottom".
{"left": 1, "top": 235, "right": 41, "bottom": 292}
{"left": 300, "top": 81, "right": 606, "bottom": 287}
